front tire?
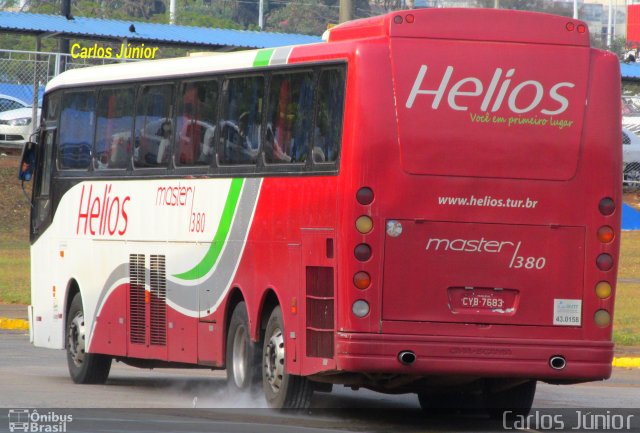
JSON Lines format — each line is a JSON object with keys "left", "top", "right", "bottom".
{"left": 262, "top": 306, "right": 313, "bottom": 409}
{"left": 66, "top": 293, "right": 111, "bottom": 384}
{"left": 225, "top": 302, "right": 261, "bottom": 391}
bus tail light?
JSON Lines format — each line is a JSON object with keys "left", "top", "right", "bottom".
{"left": 598, "top": 197, "right": 615, "bottom": 216}
{"left": 356, "top": 216, "right": 373, "bottom": 234}
{"left": 354, "top": 244, "right": 372, "bottom": 261}
{"left": 352, "top": 300, "right": 370, "bottom": 317}
{"left": 597, "top": 226, "right": 614, "bottom": 243}
{"left": 595, "top": 281, "right": 612, "bottom": 299}
{"left": 356, "top": 187, "right": 374, "bottom": 205}
{"left": 405, "top": 14, "right": 415, "bottom": 24}
{"left": 594, "top": 309, "right": 611, "bottom": 327}
{"left": 596, "top": 253, "right": 614, "bottom": 271}
{"left": 353, "top": 271, "right": 371, "bottom": 289}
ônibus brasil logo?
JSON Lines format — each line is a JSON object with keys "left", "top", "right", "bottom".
{"left": 405, "top": 65, "right": 575, "bottom": 116}
{"left": 8, "top": 409, "right": 72, "bottom": 433}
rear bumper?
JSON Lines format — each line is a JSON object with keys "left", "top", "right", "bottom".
{"left": 335, "top": 333, "right": 613, "bottom": 382}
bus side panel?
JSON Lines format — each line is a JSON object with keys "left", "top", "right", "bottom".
{"left": 235, "top": 176, "right": 339, "bottom": 376}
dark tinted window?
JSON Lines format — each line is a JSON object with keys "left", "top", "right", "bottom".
{"left": 95, "top": 88, "right": 135, "bottom": 170}
{"left": 265, "top": 72, "right": 314, "bottom": 164}
{"left": 218, "top": 76, "right": 263, "bottom": 165}
{"left": 175, "top": 80, "right": 218, "bottom": 166}
{"left": 134, "top": 84, "right": 173, "bottom": 168}
{"left": 57, "top": 91, "right": 95, "bottom": 170}
{"left": 314, "top": 68, "right": 345, "bottom": 163}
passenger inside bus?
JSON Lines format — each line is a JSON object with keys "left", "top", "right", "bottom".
{"left": 155, "top": 120, "right": 173, "bottom": 165}
{"left": 220, "top": 111, "right": 259, "bottom": 164}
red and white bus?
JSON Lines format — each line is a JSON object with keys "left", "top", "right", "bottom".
{"left": 20, "top": 8, "right": 621, "bottom": 413}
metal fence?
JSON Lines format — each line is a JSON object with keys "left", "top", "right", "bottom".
{"left": 0, "top": 48, "right": 134, "bottom": 149}
{"left": 0, "top": 48, "right": 128, "bottom": 104}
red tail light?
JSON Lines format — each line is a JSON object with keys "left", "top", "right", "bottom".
{"left": 596, "top": 254, "right": 613, "bottom": 271}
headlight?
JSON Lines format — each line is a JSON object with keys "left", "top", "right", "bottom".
{"left": 8, "top": 117, "right": 31, "bottom": 126}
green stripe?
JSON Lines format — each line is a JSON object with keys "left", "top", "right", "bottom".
{"left": 174, "top": 178, "right": 245, "bottom": 281}
{"left": 254, "top": 49, "right": 274, "bottom": 67}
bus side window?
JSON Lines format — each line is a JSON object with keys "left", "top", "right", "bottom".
{"left": 314, "top": 68, "right": 345, "bottom": 164}
{"left": 218, "top": 76, "right": 263, "bottom": 166}
{"left": 175, "top": 80, "right": 218, "bottom": 167}
{"left": 94, "top": 88, "right": 135, "bottom": 170}
{"left": 134, "top": 84, "right": 173, "bottom": 168}
{"left": 264, "top": 72, "right": 314, "bottom": 164}
{"left": 57, "top": 91, "right": 95, "bottom": 170}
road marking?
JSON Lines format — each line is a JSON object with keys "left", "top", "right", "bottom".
{"left": 0, "top": 318, "right": 28, "bottom": 330}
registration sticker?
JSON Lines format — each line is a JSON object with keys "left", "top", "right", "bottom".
{"left": 553, "top": 299, "right": 582, "bottom": 326}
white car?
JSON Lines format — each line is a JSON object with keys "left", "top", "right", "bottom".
{"left": 623, "top": 127, "right": 640, "bottom": 184}
{"left": 0, "top": 94, "right": 28, "bottom": 113}
{"left": 0, "top": 107, "right": 40, "bottom": 149}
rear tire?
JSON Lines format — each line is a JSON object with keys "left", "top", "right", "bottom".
{"left": 66, "top": 293, "right": 111, "bottom": 384}
{"left": 485, "top": 380, "right": 536, "bottom": 419}
{"left": 225, "top": 301, "right": 261, "bottom": 391}
{"left": 417, "top": 391, "right": 480, "bottom": 416}
{"left": 262, "top": 306, "right": 313, "bottom": 409}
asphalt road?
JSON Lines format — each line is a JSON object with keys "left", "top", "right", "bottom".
{"left": 1, "top": 330, "right": 639, "bottom": 433}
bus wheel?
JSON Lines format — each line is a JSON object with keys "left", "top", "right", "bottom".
{"left": 66, "top": 293, "right": 111, "bottom": 384}
{"left": 484, "top": 380, "right": 536, "bottom": 419}
{"left": 417, "top": 391, "right": 478, "bottom": 415}
{"left": 226, "top": 302, "right": 261, "bottom": 391}
{"left": 262, "top": 306, "right": 313, "bottom": 409}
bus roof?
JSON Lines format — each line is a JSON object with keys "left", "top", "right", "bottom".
{"left": 45, "top": 46, "right": 311, "bottom": 92}
{"left": 325, "top": 8, "right": 590, "bottom": 47}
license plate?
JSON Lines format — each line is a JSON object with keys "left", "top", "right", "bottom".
{"left": 448, "top": 287, "right": 518, "bottom": 314}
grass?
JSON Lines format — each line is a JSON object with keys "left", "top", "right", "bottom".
{"left": 0, "top": 235, "right": 30, "bottom": 304}
{"left": 614, "top": 230, "right": 640, "bottom": 346}
{"left": 0, "top": 153, "right": 638, "bottom": 345}
{"left": 0, "top": 153, "right": 31, "bottom": 305}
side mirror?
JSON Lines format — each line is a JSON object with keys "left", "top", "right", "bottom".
{"left": 18, "top": 141, "right": 37, "bottom": 182}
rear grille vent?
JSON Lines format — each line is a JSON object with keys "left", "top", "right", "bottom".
{"left": 129, "top": 254, "right": 146, "bottom": 345}
{"left": 305, "top": 266, "right": 335, "bottom": 358}
{"left": 149, "top": 255, "right": 167, "bottom": 346}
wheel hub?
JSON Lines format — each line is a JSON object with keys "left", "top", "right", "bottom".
{"left": 264, "top": 328, "right": 285, "bottom": 393}
{"left": 68, "top": 313, "right": 86, "bottom": 367}
{"left": 232, "top": 325, "right": 248, "bottom": 387}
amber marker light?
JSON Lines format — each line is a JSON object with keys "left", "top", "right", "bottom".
{"left": 594, "top": 309, "right": 611, "bottom": 328}
{"left": 595, "top": 281, "right": 612, "bottom": 299}
{"left": 597, "top": 226, "right": 614, "bottom": 243}
{"left": 353, "top": 271, "right": 371, "bottom": 289}
{"left": 356, "top": 216, "right": 373, "bottom": 234}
